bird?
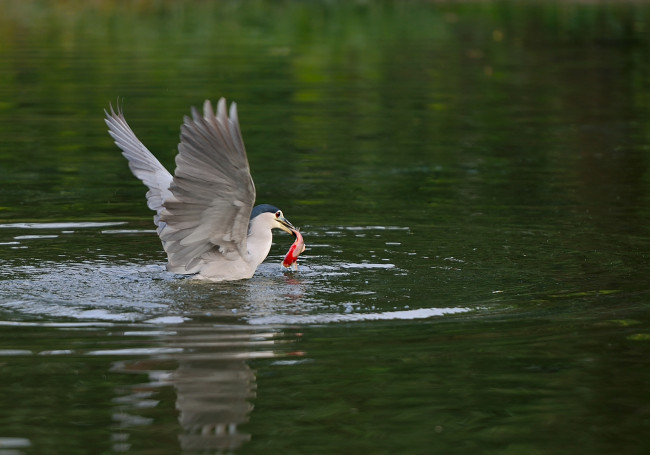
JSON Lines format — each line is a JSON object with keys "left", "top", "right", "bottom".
{"left": 104, "top": 98, "right": 297, "bottom": 281}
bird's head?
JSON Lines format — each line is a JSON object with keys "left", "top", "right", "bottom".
{"left": 250, "top": 204, "right": 296, "bottom": 235}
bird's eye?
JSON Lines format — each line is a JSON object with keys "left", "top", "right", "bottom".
{"left": 275, "top": 211, "right": 282, "bottom": 218}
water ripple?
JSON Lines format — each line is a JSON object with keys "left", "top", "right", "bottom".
{"left": 247, "top": 307, "right": 470, "bottom": 325}
{"left": 0, "top": 221, "right": 127, "bottom": 229}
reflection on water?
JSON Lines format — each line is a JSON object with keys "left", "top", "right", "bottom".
{"left": 0, "top": 318, "right": 303, "bottom": 454}
{"left": 109, "top": 323, "right": 287, "bottom": 453}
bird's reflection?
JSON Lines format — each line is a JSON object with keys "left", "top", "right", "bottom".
{"left": 110, "top": 321, "right": 295, "bottom": 453}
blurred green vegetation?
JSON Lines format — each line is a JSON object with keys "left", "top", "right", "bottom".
{"left": 0, "top": 0, "right": 649, "bottom": 225}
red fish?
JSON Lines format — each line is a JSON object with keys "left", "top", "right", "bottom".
{"left": 282, "top": 229, "right": 306, "bottom": 271}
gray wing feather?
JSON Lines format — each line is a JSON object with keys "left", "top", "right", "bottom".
{"left": 104, "top": 102, "right": 174, "bottom": 221}
{"left": 158, "top": 98, "right": 256, "bottom": 271}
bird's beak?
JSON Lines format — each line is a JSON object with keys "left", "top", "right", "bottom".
{"left": 277, "top": 216, "right": 296, "bottom": 234}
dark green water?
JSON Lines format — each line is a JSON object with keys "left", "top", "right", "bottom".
{"left": 1, "top": 1, "right": 650, "bottom": 454}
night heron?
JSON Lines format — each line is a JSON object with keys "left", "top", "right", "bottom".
{"left": 105, "top": 98, "right": 297, "bottom": 281}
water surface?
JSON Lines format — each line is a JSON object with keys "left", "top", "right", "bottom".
{"left": 1, "top": 1, "right": 650, "bottom": 454}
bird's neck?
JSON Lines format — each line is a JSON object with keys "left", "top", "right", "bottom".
{"left": 246, "top": 225, "right": 273, "bottom": 268}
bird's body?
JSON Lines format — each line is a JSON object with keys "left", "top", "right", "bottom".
{"left": 105, "top": 98, "right": 296, "bottom": 281}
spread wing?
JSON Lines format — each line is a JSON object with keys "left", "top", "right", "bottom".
{"left": 159, "top": 98, "right": 256, "bottom": 272}
{"left": 104, "top": 102, "right": 174, "bottom": 226}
